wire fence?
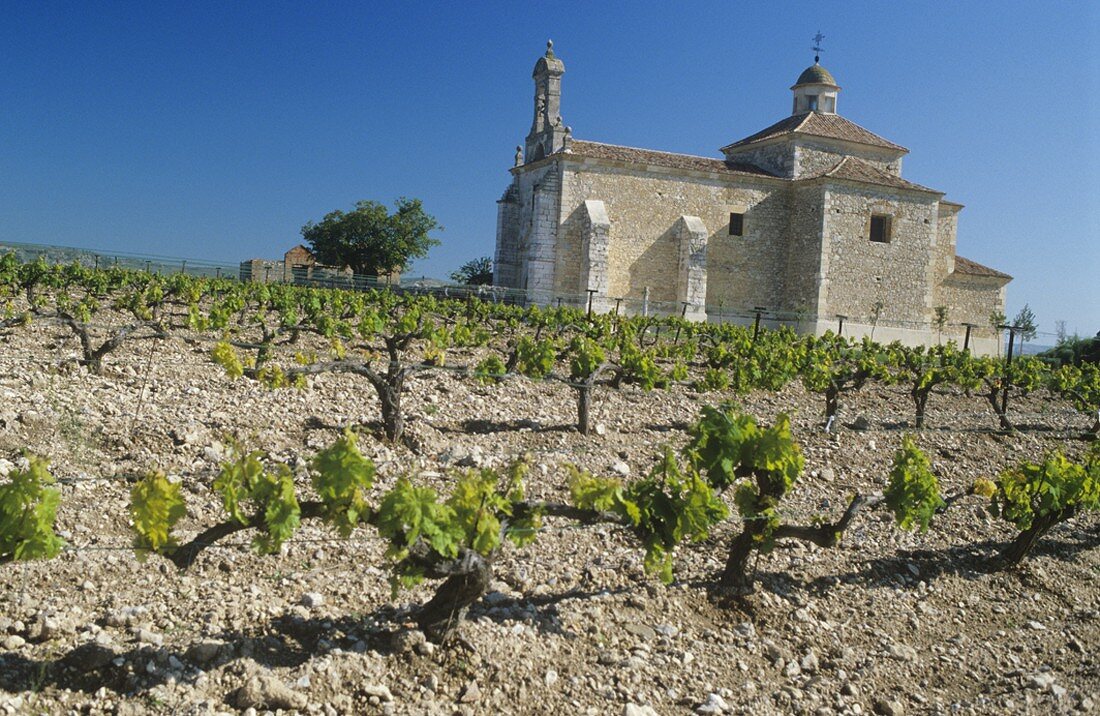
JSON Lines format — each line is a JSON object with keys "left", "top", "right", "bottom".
{"left": 1, "top": 239, "right": 1078, "bottom": 346}
{"left": 4, "top": 248, "right": 1096, "bottom": 715}
{"left": 0, "top": 345, "right": 1091, "bottom": 440}
{"left": 0, "top": 310, "right": 1090, "bottom": 431}
{"left": 2, "top": 294, "right": 1096, "bottom": 652}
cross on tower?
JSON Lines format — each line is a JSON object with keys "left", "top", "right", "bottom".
{"left": 812, "top": 31, "right": 825, "bottom": 63}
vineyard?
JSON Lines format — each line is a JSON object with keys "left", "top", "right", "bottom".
{"left": 0, "top": 254, "right": 1097, "bottom": 715}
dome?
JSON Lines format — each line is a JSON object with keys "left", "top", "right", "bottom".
{"left": 794, "top": 62, "right": 837, "bottom": 87}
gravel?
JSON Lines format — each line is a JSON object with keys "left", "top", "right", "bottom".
{"left": 0, "top": 318, "right": 1096, "bottom": 714}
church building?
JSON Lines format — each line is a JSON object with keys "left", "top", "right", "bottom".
{"left": 493, "top": 42, "right": 1011, "bottom": 354}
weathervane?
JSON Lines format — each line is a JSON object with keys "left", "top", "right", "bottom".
{"left": 812, "top": 31, "right": 825, "bottom": 63}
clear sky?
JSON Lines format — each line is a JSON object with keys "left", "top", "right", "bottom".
{"left": 1, "top": 1, "right": 1097, "bottom": 336}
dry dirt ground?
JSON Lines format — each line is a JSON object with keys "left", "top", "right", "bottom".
{"left": 0, "top": 321, "right": 1096, "bottom": 715}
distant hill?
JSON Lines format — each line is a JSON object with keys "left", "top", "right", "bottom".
{"left": 1020, "top": 342, "right": 1053, "bottom": 356}
{"left": 0, "top": 240, "right": 236, "bottom": 277}
{"left": 1036, "top": 333, "right": 1100, "bottom": 366}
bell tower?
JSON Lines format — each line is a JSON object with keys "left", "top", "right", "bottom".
{"left": 791, "top": 32, "right": 839, "bottom": 115}
{"left": 524, "top": 40, "right": 567, "bottom": 163}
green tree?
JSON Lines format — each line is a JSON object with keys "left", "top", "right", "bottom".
{"left": 933, "top": 305, "right": 948, "bottom": 344}
{"left": 990, "top": 309, "right": 1007, "bottom": 356}
{"left": 301, "top": 198, "right": 440, "bottom": 278}
{"left": 449, "top": 256, "right": 494, "bottom": 285}
{"left": 869, "top": 300, "right": 885, "bottom": 341}
{"left": 1013, "top": 303, "right": 1038, "bottom": 344}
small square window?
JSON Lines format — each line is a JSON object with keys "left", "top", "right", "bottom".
{"left": 870, "top": 214, "right": 892, "bottom": 243}
{"left": 729, "top": 212, "right": 745, "bottom": 236}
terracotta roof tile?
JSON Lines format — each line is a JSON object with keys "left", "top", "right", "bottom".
{"left": 565, "top": 140, "right": 777, "bottom": 177}
{"left": 805, "top": 156, "right": 938, "bottom": 193}
{"left": 953, "top": 255, "right": 1012, "bottom": 280}
{"left": 721, "top": 112, "right": 907, "bottom": 153}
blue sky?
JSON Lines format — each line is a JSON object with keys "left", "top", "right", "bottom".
{"left": 1, "top": 1, "right": 1096, "bottom": 336}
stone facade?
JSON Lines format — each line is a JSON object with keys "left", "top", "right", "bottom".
{"left": 494, "top": 45, "right": 1011, "bottom": 354}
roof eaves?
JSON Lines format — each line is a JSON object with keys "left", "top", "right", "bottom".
{"left": 722, "top": 112, "right": 909, "bottom": 155}
{"left": 798, "top": 160, "right": 943, "bottom": 195}
{"left": 826, "top": 115, "right": 909, "bottom": 153}
{"left": 720, "top": 132, "right": 789, "bottom": 155}
{"left": 562, "top": 139, "right": 784, "bottom": 180}
{"left": 820, "top": 156, "right": 849, "bottom": 178}
{"left": 953, "top": 255, "right": 1012, "bottom": 281}
{"left": 795, "top": 130, "right": 909, "bottom": 155}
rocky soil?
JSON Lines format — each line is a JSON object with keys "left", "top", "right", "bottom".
{"left": 0, "top": 320, "right": 1097, "bottom": 715}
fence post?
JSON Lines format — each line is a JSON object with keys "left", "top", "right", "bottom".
{"left": 962, "top": 323, "right": 975, "bottom": 352}
{"left": 674, "top": 302, "right": 690, "bottom": 343}
{"left": 999, "top": 324, "right": 1019, "bottom": 423}
{"left": 752, "top": 306, "right": 766, "bottom": 343}
{"left": 642, "top": 287, "right": 650, "bottom": 317}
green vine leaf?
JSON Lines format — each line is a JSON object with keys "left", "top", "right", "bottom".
{"left": 213, "top": 445, "right": 265, "bottom": 525}
{"left": 252, "top": 464, "right": 301, "bottom": 554}
{"left": 885, "top": 437, "right": 944, "bottom": 532}
{"left": 311, "top": 429, "right": 375, "bottom": 537}
{"left": 130, "top": 470, "right": 187, "bottom": 559}
{"left": 213, "top": 444, "right": 301, "bottom": 554}
{"left": 0, "top": 454, "right": 65, "bottom": 563}
{"left": 376, "top": 478, "right": 462, "bottom": 563}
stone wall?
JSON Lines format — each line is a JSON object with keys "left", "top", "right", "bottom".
{"left": 284, "top": 245, "right": 314, "bottom": 266}
{"left": 240, "top": 255, "right": 366, "bottom": 286}
{"left": 721, "top": 142, "right": 794, "bottom": 178}
{"left": 675, "top": 215, "right": 709, "bottom": 320}
{"left": 579, "top": 200, "right": 611, "bottom": 311}
{"left": 723, "top": 138, "right": 902, "bottom": 179}
{"left": 558, "top": 158, "right": 785, "bottom": 312}
{"left": 818, "top": 183, "right": 938, "bottom": 326}
{"left": 705, "top": 187, "right": 791, "bottom": 311}
{"left": 493, "top": 161, "right": 562, "bottom": 298}
{"left": 283, "top": 245, "right": 315, "bottom": 282}
{"left": 781, "top": 183, "right": 826, "bottom": 318}
{"left": 494, "top": 185, "right": 522, "bottom": 287}
{"left": 795, "top": 140, "right": 903, "bottom": 177}
{"left": 928, "top": 200, "right": 1006, "bottom": 352}
{"left": 931, "top": 202, "right": 960, "bottom": 286}
{"left": 529, "top": 166, "right": 564, "bottom": 301}
{"left": 935, "top": 274, "right": 1006, "bottom": 344}
{"left": 494, "top": 152, "right": 1007, "bottom": 355}
{"left": 239, "top": 259, "right": 282, "bottom": 283}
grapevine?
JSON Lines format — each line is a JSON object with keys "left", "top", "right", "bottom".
{"left": 0, "top": 454, "right": 65, "bottom": 565}
{"left": 884, "top": 436, "right": 945, "bottom": 532}
{"left": 988, "top": 443, "right": 1100, "bottom": 565}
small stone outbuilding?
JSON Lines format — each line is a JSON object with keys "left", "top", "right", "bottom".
{"left": 240, "top": 245, "right": 399, "bottom": 286}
